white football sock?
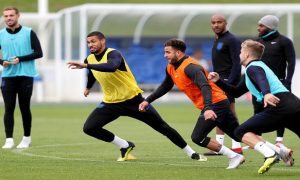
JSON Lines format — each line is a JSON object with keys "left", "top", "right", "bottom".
{"left": 111, "top": 135, "right": 129, "bottom": 148}
{"left": 183, "top": 145, "right": 195, "bottom": 157}
{"left": 265, "top": 141, "right": 280, "bottom": 154}
{"left": 231, "top": 139, "right": 242, "bottom": 149}
{"left": 216, "top": 135, "right": 225, "bottom": 145}
{"left": 254, "top": 141, "right": 275, "bottom": 157}
{"left": 276, "top": 137, "right": 283, "bottom": 143}
{"left": 218, "top": 145, "right": 236, "bottom": 158}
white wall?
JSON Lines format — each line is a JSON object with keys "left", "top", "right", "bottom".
{"left": 32, "top": 60, "right": 300, "bottom": 103}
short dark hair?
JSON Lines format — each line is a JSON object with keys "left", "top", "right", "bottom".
{"left": 164, "top": 39, "right": 186, "bottom": 52}
{"left": 3, "top": 6, "right": 19, "bottom": 14}
{"left": 87, "top": 31, "right": 105, "bottom": 40}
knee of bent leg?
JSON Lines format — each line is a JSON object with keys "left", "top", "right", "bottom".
{"left": 191, "top": 133, "right": 198, "bottom": 143}
{"left": 83, "top": 123, "right": 95, "bottom": 135}
{"left": 191, "top": 134, "right": 209, "bottom": 147}
{"left": 234, "top": 127, "right": 245, "bottom": 141}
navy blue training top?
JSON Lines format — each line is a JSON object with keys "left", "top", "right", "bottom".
{"left": 212, "top": 31, "right": 241, "bottom": 84}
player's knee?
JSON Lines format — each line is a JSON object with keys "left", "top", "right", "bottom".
{"left": 83, "top": 126, "right": 89, "bottom": 135}
{"left": 191, "top": 134, "right": 208, "bottom": 147}
{"left": 234, "top": 127, "right": 244, "bottom": 141}
{"left": 83, "top": 124, "right": 94, "bottom": 135}
{"left": 5, "top": 106, "right": 15, "bottom": 114}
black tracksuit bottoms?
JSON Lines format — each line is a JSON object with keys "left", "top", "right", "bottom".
{"left": 83, "top": 94, "right": 187, "bottom": 149}
{"left": 1, "top": 76, "right": 33, "bottom": 138}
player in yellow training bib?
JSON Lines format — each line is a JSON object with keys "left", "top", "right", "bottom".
{"left": 67, "top": 31, "right": 207, "bottom": 162}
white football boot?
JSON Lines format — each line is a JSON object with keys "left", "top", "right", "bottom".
{"left": 227, "top": 154, "right": 245, "bottom": 169}
{"left": 2, "top": 138, "right": 14, "bottom": 149}
{"left": 17, "top": 136, "right": 31, "bottom": 149}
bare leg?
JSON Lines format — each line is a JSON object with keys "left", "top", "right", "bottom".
{"left": 241, "top": 132, "right": 265, "bottom": 148}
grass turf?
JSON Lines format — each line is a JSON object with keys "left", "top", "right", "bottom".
{"left": 0, "top": 102, "right": 299, "bottom": 180}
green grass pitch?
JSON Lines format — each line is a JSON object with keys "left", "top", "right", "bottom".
{"left": 0, "top": 102, "right": 299, "bottom": 180}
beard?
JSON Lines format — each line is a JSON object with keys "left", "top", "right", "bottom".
{"left": 89, "top": 47, "right": 101, "bottom": 54}
{"left": 258, "top": 30, "right": 272, "bottom": 37}
{"left": 170, "top": 57, "right": 179, "bottom": 65}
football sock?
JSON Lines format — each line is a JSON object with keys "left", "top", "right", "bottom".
{"left": 183, "top": 145, "right": 195, "bottom": 157}
{"left": 276, "top": 137, "right": 283, "bottom": 143}
{"left": 218, "top": 145, "right": 236, "bottom": 158}
{"left": 216, "top": 135, "right": 224, "bottom": 145}
{"left": 254, "top": 141, "right": 275, "bottom": 157}
{"left": 265, "top": 141, "right": 280, "bottom": 154}
{"left": 231, "top": 139, "right": 242, "bottom": 149}
{"left": 111, "top": 135, "right": 129, "bottom": 148}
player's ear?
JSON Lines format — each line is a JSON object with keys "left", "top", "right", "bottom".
{"left": 101, "top": 38, "right": 106, "bottom": 44}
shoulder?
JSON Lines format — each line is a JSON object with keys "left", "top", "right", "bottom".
{"left": 0, "top": 28, "right": 7, "bottom": 36}
{"left": 19, "top": 26, "right": 33, "bottom": 37}
{"left": 246, "top": 62, "right": 264, "bottom": 73}
{"left": 228, "top": 33, "right": 240, "bottom": 42}
{"left": 246, "top": 65, "right": 259, "bottom": 78}
{"left": 279, "top": 34, "right": 294, "bottom": 45}
{"left": 223, "top": 32, "right": 241, "bottom": 44}
{"left": 184, "top": 58, "right": 205, "bottom": 71}
{"left": 256, "top": 38, "right": 263, "bottom": 42}
{"left": 246, "top": 65, "right": 257, "bottom": 72}
{"left": 87, "top": 54, "right": 94, "bottom": 59}
{"left": 21, "top": 26, "right": 32, "bottom": 32}
{"left": 186, "top": 63, "right": 204, "bottom": 71}
{"left": 107, "top": 48, "right": 122, "bottom": 56}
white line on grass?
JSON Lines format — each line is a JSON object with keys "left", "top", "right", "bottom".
{"left": 11, "top": 143, "right": 207, "bottom": 167}
{"left": 10, "top": 143, "right": 300, "bottom": 172}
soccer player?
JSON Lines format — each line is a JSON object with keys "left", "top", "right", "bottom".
{"left": 67, "top": 31, "right": 206, "bottom": 162}
{"left": 0, "top": 6, "right": 43, "bottom": 149}
{"left": 255, "top": 15, "right": 296, "bottom": 145}
{"left": 208, "top": 39, "right": 297, "bottom": 174}
{"left": 208, "top": 14, "right": 242, "bottom": 155}
{"left": 139, "top": 39, "right": 245, "bottom": 169}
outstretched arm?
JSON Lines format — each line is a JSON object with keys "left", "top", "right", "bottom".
{"left": 87, "top": 50, "right": 122, "bottom": 72}
{"left": 209, "top": 72, "right": 248, "bottom": 98}
{"left": 68, "top": 50, "right": 123, "bottom": 71}
{"left": 67, "top": 61, "right": 87, "bottom": 69}
{"left": 139, "top": 70, "right": 174, "bottom": 112}
{"left": 67, "top": 59, "right": 96, "bottom": 97}
{"left": 145, "top": 70, "right": 174, "bottom": 103}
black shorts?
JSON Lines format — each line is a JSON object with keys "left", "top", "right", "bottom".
{"left": 191, "top": 99, "right": 240, "bottom": 146}
{"left": 235, "top": 92, "right": 300, "bottom": 139}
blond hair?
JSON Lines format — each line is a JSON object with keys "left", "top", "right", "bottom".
{"left": 241, "top": 39, "right": 265, "bottom": 59}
